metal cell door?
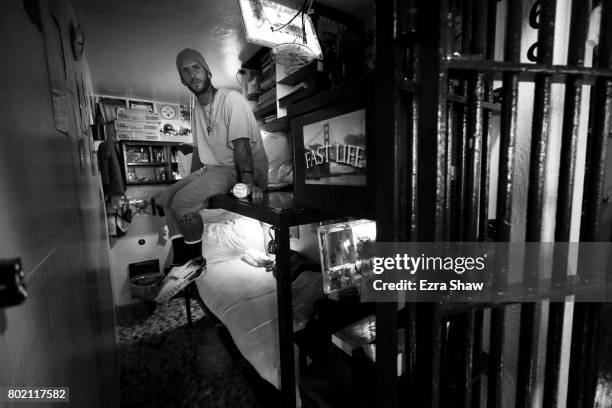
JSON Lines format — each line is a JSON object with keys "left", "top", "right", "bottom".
{"left": 373, "top": 0, "right": 612, "bottom": 407}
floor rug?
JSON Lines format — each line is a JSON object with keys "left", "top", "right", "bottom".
{"left": 116, "top": 298, "right": 260, "bottom": 408}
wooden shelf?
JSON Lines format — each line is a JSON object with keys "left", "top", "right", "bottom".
{"left": 278, "top": 87, "right": 317, "bottom": 108}
{"left": 126, "top": 180, "right": 175, "bottom": 186}
{"left": 253, "top": 102, "right": 277, "bottom": 119}
{"left": 209, "top": 192, "right": 335, "bottom": 239}
{"left": 242, "top": 47, "right": 271, "bottom": 70}
{"left": 126, "top": 162, "right": 170, "bottom": 166}
{"left": 287, "top": 78, "right": 367, "bottom": 118}
{"left": 260, "top": 117, "right": 289, "bottom": 133}
{"left": 121, "top": 140, "right": 180, "bottom": 146}
{"left": 278, "top": 61, "right": 325, "bottom": 86}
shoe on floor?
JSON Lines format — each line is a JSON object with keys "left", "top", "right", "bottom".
{"left": 154, "top": 257, "right": 205, "bottom": 304}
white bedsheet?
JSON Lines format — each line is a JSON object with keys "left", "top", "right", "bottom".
{"left": 194, "top": 257, "right": 284, "bottom": 388}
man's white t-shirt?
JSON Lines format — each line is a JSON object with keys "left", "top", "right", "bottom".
{"left": 192, "top": 89, "right": 268, "bottom": 188}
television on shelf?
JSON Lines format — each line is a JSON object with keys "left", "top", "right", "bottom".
{"left": 290, "top": 84, "right": 372, "bottom": 216}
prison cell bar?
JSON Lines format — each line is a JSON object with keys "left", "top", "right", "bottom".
{"left": 447, "top": 81, "right": 460, "bottom": 241}
{"left": 515, "top": 1, "right": 557, "bottom": 406}
{"left": 569, "top": 2, "right": 612, "bottom": 407}
{"left": 471, "top": 308, "right": 485, "bottom": 408}
{"left": 458, "top": 71, "right": 485, "bottom": 407}
{"left": 455, "top": 0, "right": 472, "bottom": 242}
{"left": 487, "top": 1, "right": 525, "bottom": 407}
{"left": 462, "top": 0, "right": 474, "bottom": 55}
{"left": 543, "top": 1, "right": 592, "bottom": 407}
{"left": 374, "top": 0, "right": 425, "bottom": 404}
{"left": 447, "top": 0, "right": 490, "bottom": 405}
{"left": 458, "top": 84, "right": 470, "bottom": 241}
{"left": 445, "top": 91, "right": 455, "bottom": 241}
{"left": 403, "top": 0, "right": 421, "bottom": 397}
{"left": 374, "top": 0, "right": 399, "bottom": 406}
{"left": 479, "top": 0, "right": 498, "bottom": 241}
{"left": 581, "top": 17, "right": 612, "bottom": 243}
{"left": 411, "top": 0, "right": 452, "bottom": 406}
{"left": 474, "top": 3, "right": 497, "bottom": 405}
{"left": 464, "top": 74, "right": 485, "bottom": 243}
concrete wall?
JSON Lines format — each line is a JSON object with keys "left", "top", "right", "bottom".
{"left": 0, "top": 0, "right": 117, "bottom": 405}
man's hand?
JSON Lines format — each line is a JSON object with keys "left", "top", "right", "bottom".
{"left": 232, "top": 138, "right": 264, "bottom": 202}
{"left": 240, "top": 172, "right": 264, "bottom": 202}
{"left": 251, "top": 184, "right": 264, "bottom": 202}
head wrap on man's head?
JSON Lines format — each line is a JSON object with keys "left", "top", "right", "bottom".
{"left": 176, "top": 48, "right": 211, "bottom": 78}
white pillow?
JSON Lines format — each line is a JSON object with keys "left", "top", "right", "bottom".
{"left": 201, "top": 213, "right": 266, "bottom": 265}
{"left": 262, "top": 131, "right": 293, "bottom": 186}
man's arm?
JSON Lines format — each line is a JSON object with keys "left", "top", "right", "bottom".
{"left": 232, "top": 138, "right": 263, "bottom": 201}
{"left": 190, "top": 144, "right": 203, "bottom": 174}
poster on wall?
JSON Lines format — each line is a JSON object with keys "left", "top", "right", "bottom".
{"left": 74, "top": 72, "right": 89, "bottom": 132}
{"left": 129, "top": 100, "right": 154, "bottom": 112}
{"left": 51, "top": 90, "right": 70, "bottom": 133}
{"left": 70, "top": 86, "right": 82, "bottom": 135}
{"left": 79, "top": 72, "right": 93, "bottom": 128}
{"left": 302, "top": 108, "right": 366, "bottom": 186}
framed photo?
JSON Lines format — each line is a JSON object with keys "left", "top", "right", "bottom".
{"left": 291, "top": 91, "right": 372, "bottom": 216}
{"left": 302, "top": 108, "right": 366, "bottom": 186}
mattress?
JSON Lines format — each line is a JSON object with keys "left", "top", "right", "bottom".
{"left": 194, "top": 257, "right": 320, "bottom": 389}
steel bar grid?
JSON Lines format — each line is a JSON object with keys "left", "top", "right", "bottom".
{"left": 372, "top": 1, "right": 612, "bottom": 407}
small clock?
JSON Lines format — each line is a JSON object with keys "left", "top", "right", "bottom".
{"left": 159, "top": 104, "right": 176, "bottom": 120}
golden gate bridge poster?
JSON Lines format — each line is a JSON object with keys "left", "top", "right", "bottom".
{"left": 302, "top": 108, "right": 366, "bottom": 186}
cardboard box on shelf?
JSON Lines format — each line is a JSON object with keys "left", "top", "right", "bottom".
{"left": 117, "top": 108, "right": 161, "bottom": 122}
{"left": 159, "top": 134, "right": 193, "bottom": 143}
{"left": 116, "top": 130, "right": 161, "bottom": 142}
{"left": 115, "top": 119, "right": 161, "bottom": 131}
{"left": 247, "top": 77, "right": 261, "bottom": 97}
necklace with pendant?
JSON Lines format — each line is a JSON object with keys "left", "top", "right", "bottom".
{"left": 203, "top": 91, "right": 216, "bottom": 134}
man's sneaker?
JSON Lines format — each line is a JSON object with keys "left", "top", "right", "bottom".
{"left": 154, "top": 257, "right": 205, "bottom": 303}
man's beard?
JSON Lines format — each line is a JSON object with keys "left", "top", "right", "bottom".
{"left": 188, "top": 79, "right": 210, "bottom": 95}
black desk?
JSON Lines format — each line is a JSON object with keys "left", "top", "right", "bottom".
{"left": 209, "top": 191, "right": 335, "bottom": 408}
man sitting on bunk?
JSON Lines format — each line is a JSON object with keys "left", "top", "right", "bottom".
{"left": 154, "top": 48, "right": 269, "bottom": 303}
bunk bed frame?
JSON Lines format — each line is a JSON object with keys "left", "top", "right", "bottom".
{"left": 209, "top": 191, "right": 334, "bottom": 407}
